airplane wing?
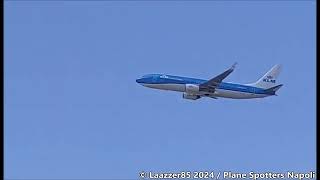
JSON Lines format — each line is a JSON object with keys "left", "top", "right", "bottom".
{"left": 199, "top": 62, "right": 237, "bottom": 93}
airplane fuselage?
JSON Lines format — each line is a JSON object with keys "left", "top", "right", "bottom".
{"left": 136, "top": 74, "right": 272, "bottom": 99}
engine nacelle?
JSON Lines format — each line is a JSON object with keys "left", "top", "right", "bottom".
{"left": 183, "top": 93, "right": 200, "bottom": 100}
{"left": 185, "top": 84, "right": 200, "bottom": 94}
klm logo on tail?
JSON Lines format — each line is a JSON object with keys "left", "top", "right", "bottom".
{"left": 263, "top": 75, "right": 276, "bottom": 83}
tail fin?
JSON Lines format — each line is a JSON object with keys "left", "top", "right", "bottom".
{"left": 264, "top": 84, "right": 283, "bottom": 95}
{"left": 249, "top": 64, "right": 282, "bottom": 89}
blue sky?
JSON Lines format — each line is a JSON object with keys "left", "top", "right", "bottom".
{"left": 4, "top": 1, "right": 316, "bottom": 179}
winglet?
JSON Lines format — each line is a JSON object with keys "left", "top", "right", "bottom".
{"left": 231, "top": 62, "right": 237, "bottom": 70}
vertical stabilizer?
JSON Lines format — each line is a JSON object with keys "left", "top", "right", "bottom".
{"left": 249, "top": 64, "right": 282, "bottom": 89}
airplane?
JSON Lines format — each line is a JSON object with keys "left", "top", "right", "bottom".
{"left": 136, "top": 63, "right": 283, "bottom": 100}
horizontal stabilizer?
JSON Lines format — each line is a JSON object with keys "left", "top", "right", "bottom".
{"left": 265, "top": 84, "right": 283, "bottom": 95}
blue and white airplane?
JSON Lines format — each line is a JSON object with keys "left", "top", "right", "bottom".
{"left": 136, "top": 63, "right": 283, "bottom": 100}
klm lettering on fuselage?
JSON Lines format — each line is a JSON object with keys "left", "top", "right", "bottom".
{"left": 160, "top": 75, "right": 169, "bottom": 78}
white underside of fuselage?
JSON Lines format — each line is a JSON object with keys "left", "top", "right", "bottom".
{"left": 141, "top": 83, "right": 269, "bottom": 99}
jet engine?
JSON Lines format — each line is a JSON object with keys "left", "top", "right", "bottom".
{"left": 183, "top": 93, "right": 200, "bottom": 100}
{"left": 185, "top": 84, "right": 200, "bottom": 94}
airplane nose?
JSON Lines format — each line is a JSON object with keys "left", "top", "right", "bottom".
{"left": 136, "top": 78, "right": 143, "bottom": 83}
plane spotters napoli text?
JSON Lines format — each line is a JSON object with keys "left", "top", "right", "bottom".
{"left": 139, "top": 171, "right": 315, "bottom": 179}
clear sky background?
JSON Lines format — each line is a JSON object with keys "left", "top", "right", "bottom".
{"left": 4, "top": 1, "right": 316, "bottom": 179}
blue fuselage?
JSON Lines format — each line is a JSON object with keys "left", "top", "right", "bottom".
{"left": 136, "top": 74, "right": 273, "bottom": 99}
